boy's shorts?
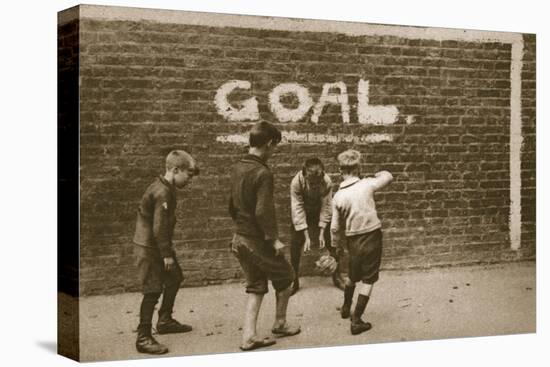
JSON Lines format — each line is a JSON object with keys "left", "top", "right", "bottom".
{"left": 231, "top": 234, "right": 295, "bottom": 294}
{"left": 135, "top": 246, "right": 184, "bottom": 294}
{"left": 346, "top": 228, "right": 383, "bottom": 284}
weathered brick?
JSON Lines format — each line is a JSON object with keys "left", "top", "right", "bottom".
{"left": 61, "top": 14, "right": 538, "bottom": 296}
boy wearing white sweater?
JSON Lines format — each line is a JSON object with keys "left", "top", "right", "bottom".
{"left": 330, "top": 150, "right": 393, "bottom": 335}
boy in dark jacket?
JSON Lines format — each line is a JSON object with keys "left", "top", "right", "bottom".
{"left": 133, "top": 150, "right": 199, "bottom": 354}
{"left": 229, "top": 121, "right": 300, "bottom": 351}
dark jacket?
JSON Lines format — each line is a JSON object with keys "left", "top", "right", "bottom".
{"left": 228, "top": 154, "right": 278, "bottom": 242}
{"left": 133, "top": 176, "right": 177, "bottom": 258}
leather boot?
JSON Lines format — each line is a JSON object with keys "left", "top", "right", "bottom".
{"left": 157, "top": 312, "right": 193, "bottom": 334}
{"left": 350, "top": 319, "right": 372, "bottom": 335}
{"left": 350, "top": 294, "right": 372, "bottom": 335}
{"left": 135, "top": 329, "right": 168, "bottom": 354}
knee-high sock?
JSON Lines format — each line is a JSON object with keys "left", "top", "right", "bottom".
{"left": 343, "top": 284, "right": 355, "bottom": 308}
{"left": 159, "top": 281, "right": 181, "bottom": 319}
{"left": 352, "top": 295, "right": 370, "bottom": 323}
{"left": 138, "top": 292, "right": 161, "bottom": 334}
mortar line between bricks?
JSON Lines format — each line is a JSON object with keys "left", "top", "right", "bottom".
{"left": 78, "top": 62, "right": 515, "bottom": 73}
{"left": 79, "top": 70, "right": 514, "bottom": 82}
{"left": 81, "top": 43, "right": 513, "bottom": 57}
{"left": 79, "top": 53, "right": 516, "bottom": 66}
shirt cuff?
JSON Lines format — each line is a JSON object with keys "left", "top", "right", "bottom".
{"left": 294, "top": 223, "right": 308, "bottom": 231}
{"left": 318, "top": 222, "right": 328, "bottom": 229}
{"left": 157, "top": 243, "right": 173, "bottom": 258}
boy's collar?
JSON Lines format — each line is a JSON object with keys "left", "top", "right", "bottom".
{"left": 242, "top": 154, "right": 268, "bottom": 168}
{"left": 339, "top": 176, "right": 360, "bottom": 189}
{"left": 158, "top": 175, "right": 176, "bottom": 189}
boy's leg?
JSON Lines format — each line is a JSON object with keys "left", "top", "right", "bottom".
{"left": 340, "top": 278, "right": 355, "bottom": 319}
{"left": 353, "top": 282, "right": 374, "bottom": 321}
{"left": 325, "top": 227, "right": 345, "bottom": 290}
{"left": 274, "top": 285, "right": 292, "bottom": 328}
{"left": 289, "top": 225, "right": 304, "bottom": 294}
{"left": 269, "top": 259, "right": 300, "bottom": 336}
{"left": 138, "top": 292, "right": 161, "bottom": 335}
{"left": 231, "top": 234, "right": 275, "bottom": 350}
{"left": 350, "top": 282, "right": 373, "bottom": 335}
{"left": 341, "top": 241, "right": 355, "bottom": 318}
{"left": 271, "top": 285, "right": 300, "bottom": 336}
{"left": 349, "top": 229, "right": 381, "bottom": 335}
{"left": 242, "top": 293, "right": 264, "bottom": 345}
{"left": 136, "top": 292, "right": 169, "bottom": 354}
{"left": 135, "top": 251, "right": 169, "bottom": 354}
{"left": 158, "top": 282, "right": 179, "bottom": 320}
{"left": 157, "top": 257, "right": 192, "bottom": 334}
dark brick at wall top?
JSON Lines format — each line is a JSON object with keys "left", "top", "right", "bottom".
{"left": 74, "top": 17, "right": 535, "bottom": 295}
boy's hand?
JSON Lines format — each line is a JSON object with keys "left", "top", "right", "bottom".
{"left": 273, "top": 239, "right": 286, "bottom": 256}
{"left": 164, "top": 257, "right": 175, "bottom": 272}
{"left": 318, "top": 230, "right": 325, "bottom": 249}
{"left": 303, "top": 230, "right": 311, "bottom": 253}
{"left": 372, "top": 170, "right": 393, "bottom": 191}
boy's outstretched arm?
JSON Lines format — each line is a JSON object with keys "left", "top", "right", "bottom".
{"left": 371, "top": 170, "right": 393, "bottom": 191}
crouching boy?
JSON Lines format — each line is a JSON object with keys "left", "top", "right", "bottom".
{"left": 330, "top": 150, "right": 393, "bottom": 335}
{"left": 289, "top": 158, "right": 344, "bottom": 294}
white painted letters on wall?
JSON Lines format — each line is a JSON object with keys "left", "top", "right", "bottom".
{"left": 214, "top": 80, "right": 259, "bottom": 121}
{"left": 268, "top": 83, "right": 314, "bottom": 122}
{"left": 357, "top": 79, "right": 399, "bottom": 125}
{"left": 310, "top": 82, "right": 350, "bottom": 124}
{"left": 214, "top": 79, "right": 401, "bottom": 125}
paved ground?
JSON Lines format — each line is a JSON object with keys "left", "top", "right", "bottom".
{"left": 79, "top": 261, "right": 536, "bottom": 362}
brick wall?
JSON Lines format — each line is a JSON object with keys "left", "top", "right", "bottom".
{"left": 70, "top": 9, "right": 536, "bottom": 295}
{"left": 520, "top": 34, "right": 536, "bottom": 259}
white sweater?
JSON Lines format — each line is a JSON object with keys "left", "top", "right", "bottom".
{"left": 331, "top": 172, "right": 393, "bottom": 238}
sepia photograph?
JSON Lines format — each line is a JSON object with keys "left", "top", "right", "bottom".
{"left": 55, "top": 2, "right": 538, "bottom": 364}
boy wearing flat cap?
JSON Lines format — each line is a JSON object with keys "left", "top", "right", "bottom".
{"left": 133, "top": 150, "right": 199, "bottom": 354}
{"left": 330, "top": 149, "right": 393, "bottom": 335}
